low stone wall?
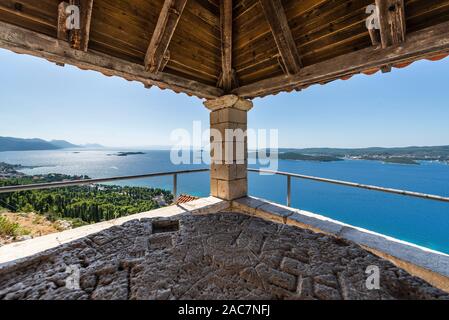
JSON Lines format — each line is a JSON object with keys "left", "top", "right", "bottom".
{"left": 232, "top": 197, "right": 449, "bottom": 293}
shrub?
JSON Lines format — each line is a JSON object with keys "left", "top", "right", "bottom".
{"left": 0, "top": 215, "right": 31, "bottom": 237}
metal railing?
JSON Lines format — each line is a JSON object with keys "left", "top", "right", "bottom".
{"left": 0, "top": 168, "right": 209, "bottom": 199}
{"left": 1, "top": 167, "right": 448, "bottom": 207}
{"left": 248, "top": 168, "right": 449, "bottom": 207}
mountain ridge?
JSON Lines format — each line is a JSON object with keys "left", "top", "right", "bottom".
{"left": 0, "top": 136, "right": 102, "bottom": 152}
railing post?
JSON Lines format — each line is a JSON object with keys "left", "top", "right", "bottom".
{"left": 173, "top": 173, "right": 178, "bottom": 201}
{"left": 287, "top": 175, "right": 291, "bottom": 207}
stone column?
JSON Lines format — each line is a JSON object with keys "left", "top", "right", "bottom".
{"left": 204, "top": 95, "right": 253, "bottom": 200}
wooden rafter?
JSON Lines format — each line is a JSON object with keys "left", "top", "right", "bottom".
{"left": 259, "top": 0, "right": 302, "bottom": 75}
{"left": 145, "top": 0, "right": 188, "bottom": 73}
{"left": 219, "top": 0, "right": 233, "bottom": 91}
{"left": 57, "top": 2, "right": 69, "bottom": 41}
{"left": 80, "top": 0, "right": 94, "bottom": 52}
{"left": 234, "top": 20, "right": 449, "bottom": 98}
{"left": 0, "top": 21, "right": 223, "bottom": 99}
{"left": 375, "top": 0, "right": 406, "bottom": 48}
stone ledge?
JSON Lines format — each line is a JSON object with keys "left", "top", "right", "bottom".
{"left": 231, "top": 196, "right": 449, "bottom": 293}
{"left": 0, "top": 197, "right": 230, "bottom": 267}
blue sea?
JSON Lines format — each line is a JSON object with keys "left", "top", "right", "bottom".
{"left": 0, "top": 149, "right": 448, "bottom": 254}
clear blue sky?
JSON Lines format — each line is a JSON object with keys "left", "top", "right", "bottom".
{"left": 1, "top": 48, "right": 448, "bottom": 148}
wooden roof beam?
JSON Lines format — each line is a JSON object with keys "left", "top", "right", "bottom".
{"left": 80, "top": 0, "right": 94, "bottom": 52}
{"left": 233, "top": 20, "right": 449, "bottom": 98}
{"left": 56, "top": 0, "right": 93, "bottom": 52}
{"left": 259, "top": 0, "right": 302, "bottom": 75}
{"left": 145, "top": 0, "right": 188, "bottom": 73}
{"left": 0, "top": 21, "right": 222, "bottom": 99}
{"left": 375, "top": 0, "right": 406, "bottom": 48}
{"left": 219, "top": 0, "right": 233, "bottom": 92}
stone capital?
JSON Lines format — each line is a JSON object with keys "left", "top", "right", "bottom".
{"left": 204, "top": 95, "right": 253, "bottom": 112}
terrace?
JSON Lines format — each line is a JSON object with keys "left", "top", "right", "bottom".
{"left": 1, "top": 0, "right": 449, "bottom": 299}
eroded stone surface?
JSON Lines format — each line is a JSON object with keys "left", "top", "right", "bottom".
{"left": 0, "top": 213, "right": 447, "bottom": 300}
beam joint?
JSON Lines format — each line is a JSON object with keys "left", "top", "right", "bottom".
{"left": 145, "top": 0, "right": 188, "bottom": 73}
{"left": 259, "top": 0, "right": 302, "bottom": 75}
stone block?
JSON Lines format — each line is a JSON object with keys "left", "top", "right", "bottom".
{"left": 217, "top": 178, "right": 247, "bottom": 200}
{"left": 210, "top": 178, "right": 218, "bottom": 197}
{"left": 210, "top": 123, "right": 247, "bottom": 142}
{"left": 231, "top": 197, "right": 267, "bottom": 215}
{"left": 280, "top": 257, "right": 309, "bottom": 276}
{"left": 218, "top": 108, "right": 247, "bottom": 124}
{"left": 211, "top": 163, "right": 247, "bottom": 181}
{"left": 223, "top": 141, "right": 247, "bottom": 163}
{"left": 210, "top": 110, "right": 220, "bottom": 125}
{"left": 255, "top": 202, "right": 294, "bottom": 224}
{"left": 204, "top": 95, "right": 253, "bottom": 112}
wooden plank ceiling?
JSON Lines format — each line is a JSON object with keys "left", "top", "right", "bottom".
{"left": 1, "top": 0, "right": 449, "bottom": 99}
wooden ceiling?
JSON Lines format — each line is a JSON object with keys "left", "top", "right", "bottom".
{"left": 1, "top": 0, "right": 449, "bottom": 99}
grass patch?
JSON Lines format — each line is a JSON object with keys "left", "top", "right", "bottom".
{"left": 0, "top": 215, "right": 30, "bottom": 237}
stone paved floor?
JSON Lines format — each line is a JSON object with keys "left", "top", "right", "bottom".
{"left": 0, "top": 212, "right": 448, "bottom": 300}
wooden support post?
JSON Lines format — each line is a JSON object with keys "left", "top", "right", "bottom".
{"left": 220, "top": 0, "right": 233, "bottom": 92}
{"left": 57, "top": 0, "right": 93, "bottom": 51}
{"left": 145, "top": 0, "right": 188, "bottom": 73}
{"left": 80, "top": 0, "right": 94, "bottom": 52}
{"left": 57, "top": 2, "right": 69, "bottom": 41}
{"left": 259, "top": 0, "right": 302, "bottom": 75}
{"left": 375, "top": 0, "right": 406, "bottom": 48}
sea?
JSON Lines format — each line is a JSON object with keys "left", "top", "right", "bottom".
{"left": 0, "top": 149, "right": 448, "bottom": 254}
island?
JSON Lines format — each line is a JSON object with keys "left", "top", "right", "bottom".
{"left": 279, "top": 152, "right": 343, "bottom": 162}
{"left": 107, "top": 152, "right": 146, "bottom": 157}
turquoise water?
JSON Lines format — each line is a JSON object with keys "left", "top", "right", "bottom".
{"left": 0, "top": 150, "right": 448, "bottom": 254}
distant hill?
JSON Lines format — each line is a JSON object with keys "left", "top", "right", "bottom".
{"left": 0, "top": 136, "right": 93, "bottom": 152}
{"left": 274, "top": 145, "right": 449, "bottom": 164}
{"left": 49, "top": 140, "right": 80, "bottom": 149}
{"left": 278, "top": 152, "right": 343, "bottom": 162}
{"left": 0, "top": 137, "right": 60, "bottom": 152}
{"left": 277, "top": 146, "right": 449, "bottom": 159}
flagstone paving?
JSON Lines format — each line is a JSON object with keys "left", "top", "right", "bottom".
{"left": 0, "top": 213, "right": 447, "bottom": 300}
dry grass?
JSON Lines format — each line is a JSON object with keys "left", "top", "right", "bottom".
{"left": 0, "top": 212, "right": 62, "bottom": 245}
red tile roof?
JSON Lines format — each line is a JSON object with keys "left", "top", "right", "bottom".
{"left": 175, "top": 194, "right": 200, "bottom": 205}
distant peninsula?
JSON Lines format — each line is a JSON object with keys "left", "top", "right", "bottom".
{"left": 0, "top": 136, "right": 104, "bottom": 152}
{"left": 274, "top": 145, "right": 449, "bottom": 165}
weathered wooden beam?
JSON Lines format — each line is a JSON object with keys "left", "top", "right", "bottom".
{"left": 145, "top": 0, "right": 188, "bottom": 73}
{"left": 57, "top": 2, "right": 69, "bottom": 41}
{"left": 80, "top": 0, "right": 94, "bottom": 52}
{"left": 220, "top": 0, "right": 233, "bottom": 91}
{"left": 63, "top": 0, "right": 93, "bottom": 51}
{"left": 375, "top": 0, "right": 406, "bottom": 48}
{"left": 68, "top": 0, "right": 81, "bottom": 49}
{"left": 0, "top": 21, "right": 222, "bottom": 99}
{"left": 259, "top": 0, "right": 302, "bottom": 75}
{"left": 233, "top": 20, "right": 449, "bottom": 98}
